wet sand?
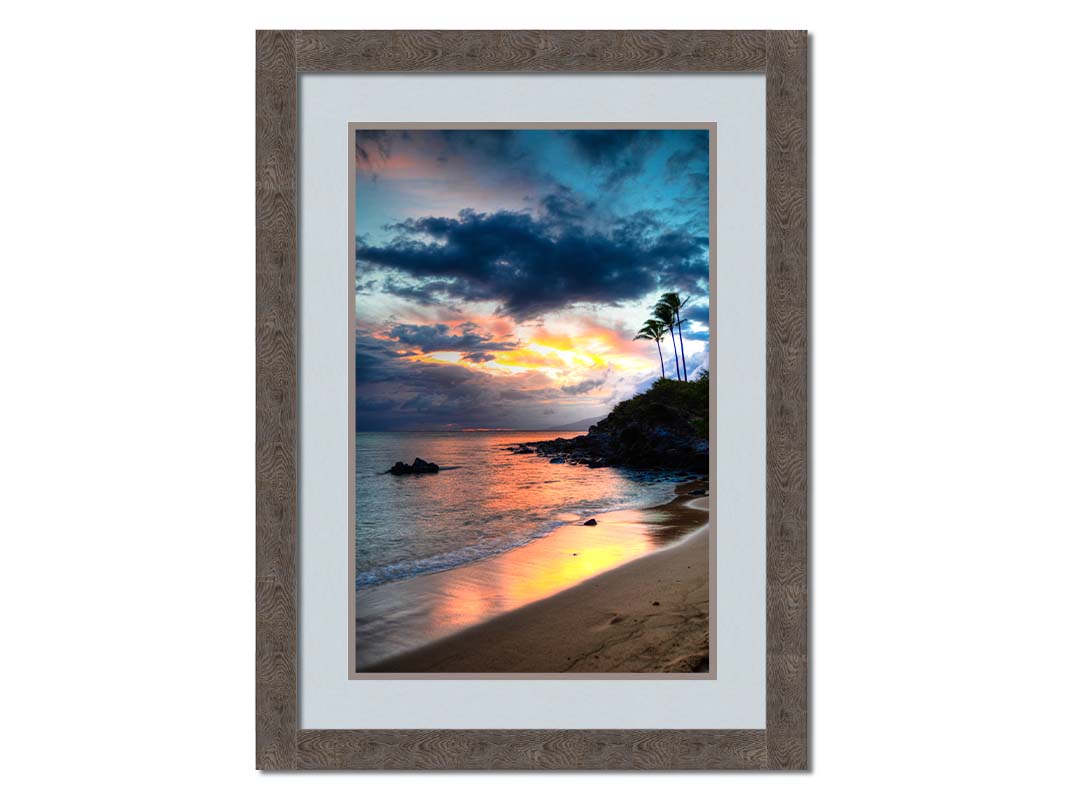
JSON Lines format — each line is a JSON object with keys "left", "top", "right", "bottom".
{"left": 359, "top": 484, "right": 712, "bottom": 674}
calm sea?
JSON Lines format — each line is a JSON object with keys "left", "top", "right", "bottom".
{"left": 354, "top": 431, "right": 684, "bottom": 590}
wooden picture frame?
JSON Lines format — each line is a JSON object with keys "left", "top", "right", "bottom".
{"left": 256, "top": 29, "right": 808, "bottom": 770}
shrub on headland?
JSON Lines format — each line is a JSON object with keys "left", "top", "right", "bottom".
{"left": 593, "top": 371, "right": 709, "bottom": 439}
{"left": 523, "top": 371, "right": 710, "bottom": 473}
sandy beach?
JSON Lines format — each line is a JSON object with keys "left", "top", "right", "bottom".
{"left": 361, "top": 484, "right": 712, "bottom": 674}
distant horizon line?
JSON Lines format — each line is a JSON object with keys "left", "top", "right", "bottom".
{"left": 354, "top": 427, "right": 590, "bottom": 434}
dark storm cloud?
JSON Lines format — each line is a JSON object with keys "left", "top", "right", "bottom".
{"left": 665, "top": 149, "right": 689, "bottom": 180}
{"left": 355, "top": 333, "right": 532, "bottom": 429}
{"left": 561, "top": 130, "right": 662, "bottom": 189}
{"left": 686, "top": 172, "right": 710, "bottom": 192}
{"left": 368, "top": 277, "right": 465, "bottom": 314}
{"left": 355, "top": 328, "right": 552, "bottom": 429}
{"left": 561, "top": 377, "right": 606, "bottom": 395}
{"left": 665, "top": 137, "right": 709, "bottom": 184}
{"left": 565, "top": 130, "right": 647, "bottom": 163}
{"left": 355, "top": 277, "right": 379, "bottom": 293}
{"left": 355, "top": 326, "right": 610, "bottom": 429}
{"left": 662, "top": 134, "right": 712, "bottom": 228}
{"left": 682, "top": 301, "right": 711, "bottom": 342}
{"left": 377, "top": 279, "right": 443, "bottom": 304}
{"left": 357, "top": 332, "right": 489, "bottom": 398}
{"left": 384, "top": 322, "right": 514, "bottom": 355}
{"left": 359, "top": 208, "right": 708, "bottom": 319}
{"left": 498, "top": 387, "right": 558, "bottom": 402}
{"left": 435, "top": 129, "right": 520, "bottom": 160}
{"left": 539, "top": 185, "right": 594, "bottom": 222}
{"left": 354, "top": 333, "right": 404, "bottom": 384}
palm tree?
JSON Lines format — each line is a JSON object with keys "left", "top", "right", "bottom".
{"left": 652, "top": 303, "right": 681, "bottom": 379}
{"left": 657, "top": 292, "right": 691, "bottom": 381}
{"left": 634, "top": 319, "right": 668, "bottom": 378}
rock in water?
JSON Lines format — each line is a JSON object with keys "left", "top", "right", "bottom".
{"left": 583, "top": 518, "right": 598, "bottom": 526}
{"left": 389, "top": 458, "right": 440, "bottom": 475}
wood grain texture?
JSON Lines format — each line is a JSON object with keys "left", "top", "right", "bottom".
{"left": 255, "top": 29, "right": 808, "bottom": 771}
{"left": 255, "top": 29, "right": 298, "bottom": 771}
{"left": 295, "top": 30, "right": 766, "bottom": 72}
{"left": 765, "top": 30, "right": 809, "bottom": 771}
{"left": 297, "top": 729, "right": 766, "bottom": 770}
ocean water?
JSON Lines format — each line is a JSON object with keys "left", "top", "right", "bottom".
{"left": 354, "top": 431, "right": 685, "bottom": 590}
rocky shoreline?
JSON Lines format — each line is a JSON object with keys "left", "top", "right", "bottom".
{"left": 509, "top": 374, "right": 711, "bottom": 475}
{"left": 508, "top": 428, "right": 708, "bottom": 474}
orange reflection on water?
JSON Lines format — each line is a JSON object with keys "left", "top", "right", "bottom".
{"left": 430, "top": 519, "right": 656, "bottom": 631}
{"left": 353, "top": 428, "right": 710, "bottom": 668}
{"left": 355, "top": 507, "right": 675, "bottom": 668}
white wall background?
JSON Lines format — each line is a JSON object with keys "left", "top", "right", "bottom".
{"left": 2, "top": 1, "right": 1065, "bottom": 797}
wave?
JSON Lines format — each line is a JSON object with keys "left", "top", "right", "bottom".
{"left": 354, "top": 476, "right": 682, "bottom": 591}
{"left": 355, "top": 520, "right": 564, "bottom": 589}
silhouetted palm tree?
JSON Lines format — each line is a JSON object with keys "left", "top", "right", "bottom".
{"left": 652, "top": 303, "right": 681, "bottom": 379}
{"left": 634, "top": 319, "right": 668, "bottom": 378}
{"left": 657, "top": 292, "right": 691, "bottom": 381}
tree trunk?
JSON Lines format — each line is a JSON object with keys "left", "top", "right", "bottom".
{"left": 676, "top": 313, "right": 688, "bottom": 381}
{"left": 655, "top": 340, "right": 665, "bottom": 378}
{"left": 668, "top": 325, "right": 680, "bottom": 379}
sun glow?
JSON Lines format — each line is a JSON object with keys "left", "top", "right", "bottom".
{"left": 526, "top": 341, "right": 599, "bottom": 368}
{"left": 390, "top": 320, "right": 662, "bottom": 403}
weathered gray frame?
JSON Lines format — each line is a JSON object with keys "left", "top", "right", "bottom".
{"left": 256, "top": 29, "right": 808, "bottom": 770}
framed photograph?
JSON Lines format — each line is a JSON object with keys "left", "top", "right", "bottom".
{"left": 257, "top": 30, "right": 807, "bottom": 770}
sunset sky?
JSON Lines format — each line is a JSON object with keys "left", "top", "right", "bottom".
{"left": 354, "top": 128, "right": 711, "bottom": 431}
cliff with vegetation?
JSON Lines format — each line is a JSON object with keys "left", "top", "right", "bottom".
{"left": 520, "top": 371, "right": 710, "bottom": 474}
